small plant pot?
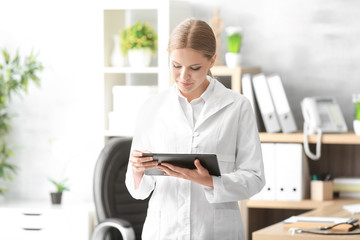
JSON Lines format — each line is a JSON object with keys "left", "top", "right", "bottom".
{"left": 354, "top": 120, "right": 360, "bottom": 136}
{"left": 50, "top": 192, "right": 63, "bottom": 205}
{"left": 225, "top": 52, "right": 242, "bottom": 68}
{"left": 128, "top": 48, "right": 152, "bottom": 68}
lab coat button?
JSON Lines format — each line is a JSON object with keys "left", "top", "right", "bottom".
{"left": 193, "top": 132, "right": 199, "bottom": 137}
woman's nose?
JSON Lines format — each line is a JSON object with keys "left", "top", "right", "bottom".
{"left": 180, "top": 68, "right": 190, "bottom": 80}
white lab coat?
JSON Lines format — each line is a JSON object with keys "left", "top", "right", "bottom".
{"left": 126, "top": 77, "right": 265, "bottom": 240}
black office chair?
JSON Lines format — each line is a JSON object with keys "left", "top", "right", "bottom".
{"left": 92, "top": 137, "right": 149, "bottom": 240}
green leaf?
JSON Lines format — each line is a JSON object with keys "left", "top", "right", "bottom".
{"left": 48, "top": 178, "right": 70, "bottom": 192}
{"left": 2, "top": 49, "right": 10, "bottom": 64}
{"left": 11, "top": 50, "right": 20, "bottom": 65}
{"left": 0, "top": 167, "right": 4, "bottom": 178}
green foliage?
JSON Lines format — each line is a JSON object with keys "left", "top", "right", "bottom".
{"left": 0, "top": 48, "right": 43, "bottom": 194}
{"left": 48, "top": 178, "right": 70, "bottom": 193}
{"left": 227, "top": 33, "right": 242, "bottom": 53}
{"left": 120, "top": 21, "right": 157, "bottom": 56}
{"left": 356, "top": 102, "right": 360, "bottom": 121}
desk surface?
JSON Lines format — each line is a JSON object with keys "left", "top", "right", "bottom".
{"left": 253, "top": 199, "right": 360, "bottom": 240}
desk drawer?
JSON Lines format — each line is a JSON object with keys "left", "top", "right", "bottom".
{"left": 0, "top": 202, "right": 94, "bottom": 240}
{"left": 0, "top": 208, "right": 67, "bottom": 239}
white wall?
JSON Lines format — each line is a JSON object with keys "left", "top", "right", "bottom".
{"left": 0, "top": 0, "right": 104, "bottom": 202}
{"left": 189, "top": 0, "right": 360, "bottom": 129}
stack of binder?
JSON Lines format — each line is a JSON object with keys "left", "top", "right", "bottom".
{"left": 333, "top": 177, "right": 360, "bottom": 199}
{"left": 251, "top": 143, "right": 310, "bottom": 201}
{"left": 241, "top": 73, "right": 297, "bottom": 133}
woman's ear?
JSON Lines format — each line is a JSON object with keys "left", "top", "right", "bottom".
{"left": 210, "top": 54, "right": 217, "bottom": 68}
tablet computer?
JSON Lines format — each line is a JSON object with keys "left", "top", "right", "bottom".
{"left": 142, "top": 153, "right": 221, "bottom": 176}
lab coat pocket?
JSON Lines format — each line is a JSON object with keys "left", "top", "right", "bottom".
{"left": 217, "top": 154, "right": 235, "bottom": 174}
{"left": 214, "top": 209, "right": 240, "bottom": 240}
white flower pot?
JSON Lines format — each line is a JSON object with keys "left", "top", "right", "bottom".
{"left": 128, "top": 48, "right": 152, "bottom": 68}
{"left": 225, "top": 52, "right": 242, "bottom": 68}
{"left": 354, "top": 120, "right": 360, "bottom": 136}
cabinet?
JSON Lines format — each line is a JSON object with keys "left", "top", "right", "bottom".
{"left": 0, "top": 201, "right": 95, "bottom": 240}
{"left": 243, "top": 132, "right": 360, "bottom": 240}
{"left": 102, "top": 1, "right": 190, "bottom": 139}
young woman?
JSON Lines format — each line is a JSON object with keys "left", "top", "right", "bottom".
{"left": 126, "top": 18, "right": 265, "bottom": 240}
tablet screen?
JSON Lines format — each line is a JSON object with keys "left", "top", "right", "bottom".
{"left": 143, "top": 153, "right": 221, "bottom": 176}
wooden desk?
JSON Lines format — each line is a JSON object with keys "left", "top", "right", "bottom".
{"left": 253, "top": 199, "right": 360, "bottom": 240}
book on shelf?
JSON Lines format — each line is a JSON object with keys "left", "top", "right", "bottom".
{"left": 333, "top": 184, "right": 360, "bottom": 192}
{"left": 333, "top": 177, "right": 360, "bottom": 197}
{"left": 334, "top": 177, "right": 360, "bottom": 185}
{"left": 339, "top": 192, "right": 360, "bottom": 199}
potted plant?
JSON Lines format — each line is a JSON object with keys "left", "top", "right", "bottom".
{"left": 0, "top": 49, "right": 43, "bottom": 195}
{"left": 48, "top": 178, "right": 69, "bottom": 205}
{"left": 353, "top": 94, "right": 360, "bottom": 136}
{"left": 225, "top": 26, "right": 243, "bottom": 68}
{"left": 120, "top": 21, "right": 157, "bottom": 68}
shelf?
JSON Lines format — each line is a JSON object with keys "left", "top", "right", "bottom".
{"left": 102, "top": 1, "right": 191, "bottom": 138}
{"left": 211, "top": 66, "right": 261, "bottom": 93}
{"left": 103, "top": 1, "right": 161, "bottom": 10}
{"left": 246, "top": 199, "right": 334, "bottom": 210}
{"left": 259, "top": 132, "right": 360, "bottom": 145}
{"left": 103, "top": 66, "right": 160, "bottom": 74}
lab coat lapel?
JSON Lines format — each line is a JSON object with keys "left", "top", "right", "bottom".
{"left": 194, "top": 80, "right": 234, "bottom": 130}
{"left": 168, "top": 86, "right": 192, "bottom": 129}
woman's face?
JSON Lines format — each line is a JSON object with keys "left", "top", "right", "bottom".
{"left": 170, "top": 48, "right": 215, "bottom": 102}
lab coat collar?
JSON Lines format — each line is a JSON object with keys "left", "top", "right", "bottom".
{"left": 170, "top": 76, "right": 234, "bottom": 131}
{"left": 194, "top": 77, "right": 234, "bottom": 130}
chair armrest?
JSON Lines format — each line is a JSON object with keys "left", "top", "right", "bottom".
{"left": 91, "top": 218, "right": 135, "bottom": 240}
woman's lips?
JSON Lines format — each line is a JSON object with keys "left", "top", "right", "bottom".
{"left": 178, "top": 81, "right": 192, "bottom": 87}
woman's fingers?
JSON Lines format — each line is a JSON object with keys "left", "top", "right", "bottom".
{"left": 194, "top": 159, "right": 208, "bottom": 174}
{"left": 157, "top": 163, "right": 185, "bottom": 178}
{"left": 130, "top": 156, "right": 154, "bottom": 163}
{"left": 159, "top": 160, "right": 213, "bottom": 187}
{"left": 130, "top": 150, "right": 157, "bottom": 172}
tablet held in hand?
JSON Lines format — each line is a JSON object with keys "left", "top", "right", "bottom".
{"left": 143, "top": 153, "right": 221, "bottom": 176}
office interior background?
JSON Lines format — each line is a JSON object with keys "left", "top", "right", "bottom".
{"left": 0, "top": 0, "right": 359, "bottom": 207}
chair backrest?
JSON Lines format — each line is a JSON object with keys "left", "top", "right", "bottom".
{"left": 93, "top": 137, "right": 149, "bottom": 240}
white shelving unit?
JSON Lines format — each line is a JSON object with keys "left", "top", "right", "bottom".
{"left": 0, "top": 201, "right": 94, "bottom": 240}
{"left": 102, "top": 0, "right": 190, "bottom": 139}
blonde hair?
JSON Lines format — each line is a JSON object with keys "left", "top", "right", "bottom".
{"left": 167, "top": 18, "right": 216, "bottom": 77}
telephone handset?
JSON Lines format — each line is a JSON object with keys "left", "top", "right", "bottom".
{"left": 301, "top": 97, "right": 348, "bottom": 160}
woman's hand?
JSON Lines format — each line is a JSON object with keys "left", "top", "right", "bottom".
{"left": 129, "top": 150, "right": 158, "bottom": 189}
{"left": 157, "top": 159, "right": 214, "bottom": 188}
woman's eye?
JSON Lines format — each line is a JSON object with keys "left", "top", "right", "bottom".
{"left": 191, "top": 66, "right": 201, "bottom": 71}
{"left": 172, "top": 64, "right": 181, "bottom": 68}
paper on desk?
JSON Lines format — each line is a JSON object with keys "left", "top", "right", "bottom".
{"left": 343, "top": 203, "right": 360, "bottom": 214}
{"left": 283, "top": 216, "right": 351, "bottom": 224}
